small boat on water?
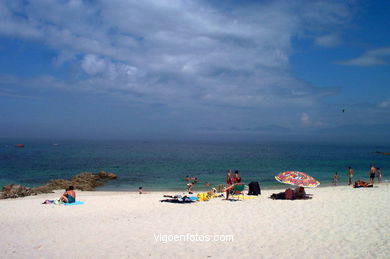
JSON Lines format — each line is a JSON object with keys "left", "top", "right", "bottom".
{"left": 15, "top": 144, "right": 25, "bottom": 148}
{"left": 375, "top": 151, "right": 390, "bottom": 156}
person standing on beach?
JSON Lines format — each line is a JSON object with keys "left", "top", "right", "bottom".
{"left": 233, "top": 170, "right": 241, "bottom": 183}
{"left": 225, "top": 170, "right": 233, "bottom": 199}
{"left": 348, "top": 166, "right": 354, "bottom": 185}
{"left": 333, "top": 172, "right": 339, "bottom": 186}
{"left": 185, "top": 175, "right": 193, "bottom": 194}
{"left": 370, "top": 165, "right": 376, "bottom": 184}
{"left": 226, "top": 169, "right": 232, "bottom": 185}
{"left": 376, "top": 168, "right": 382, "bottom": 183}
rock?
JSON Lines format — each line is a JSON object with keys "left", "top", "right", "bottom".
{"left": 31, "top": 179, "right": 72, "bottom": 194}
{"left": 1, "top": 184, "right": 32, "bottom": 199}
{"left": 96, "top": 171, "right": 118, "bottom": 180}
{"left": 1, "top": 171, "right": 118, "bottom": 199}
{"left": 71, "top": 172, "right": 100, "bottom": 191}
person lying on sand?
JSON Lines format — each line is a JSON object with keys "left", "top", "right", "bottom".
{"left": 294, "top": 187, "right": 307, "bottom": 199}
{"left": 60, "top": 185, "right": 76, "bottom": 203}
{"left": 270, "top": 187, "right": 311, "bottom": 200}
{"left": 353, "top": 180, "right": 373, "bottom": 188}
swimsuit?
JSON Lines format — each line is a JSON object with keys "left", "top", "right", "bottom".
{"left": 67, "top": 193, "right": 75, "bottom": 203}
{"left": 227, "top": 178, "right": 232, "bottom": 185}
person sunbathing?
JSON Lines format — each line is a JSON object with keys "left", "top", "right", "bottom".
{"left": 270, "top": 187, "right": 311, "bottom": 200}
{"left": 60, "top": 185, "right": 76, "bottom": 203}
{"left": 294, "top": 187, "right": 307, "bottom": 199}
{"left": 353, "top": 180, "right": 373, "bottom": 188}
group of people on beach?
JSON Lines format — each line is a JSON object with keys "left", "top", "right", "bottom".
{"left": 224, "top": 169, "right": 242, "bottom": 199}
{"left": 333, "top": 165, "right": 382, "bottom": 186}
{"left": 183, "top": 169, "right": 243, "bottom": 199}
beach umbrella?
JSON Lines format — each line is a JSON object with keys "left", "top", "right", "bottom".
{"left": 275, "top": 171, "right": 320, "bottom": 188}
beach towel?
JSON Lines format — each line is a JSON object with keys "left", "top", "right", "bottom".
{"left": 160, "top": 196, "right": 195, "bottom": 203}
{"left": 64, "top": 201, "right": 85, "bottom": 205}
{"left": 232, "top": 195, "right": 256, "bottom": 199}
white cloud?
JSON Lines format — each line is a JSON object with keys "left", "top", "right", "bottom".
{"left": 0, "top": 0, "right": 352, "bottom": 110}
{"left": 301, "top": 112, "right": 311, "bottom": 126}
{"left": 379, "top": 99, "right": 390, "bottom": 108}
{"left": 81, "top": 55, "right": 107, "bottom": 76}
{"left": 314, "top": 34, "right": 340, "bottom": 47}
{"left": 337, "top": 47, "right": 390, "bottom": 66}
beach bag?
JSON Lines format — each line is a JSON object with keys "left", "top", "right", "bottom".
{"left": 248, "top": 181, "right": 261, "bottom": 195}
{"left": 285, "top": 188, "right": 294, "bottom": 200}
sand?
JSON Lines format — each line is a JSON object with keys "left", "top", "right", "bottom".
{"left": 1, "top": 183, "right": 389, "bottom": 259}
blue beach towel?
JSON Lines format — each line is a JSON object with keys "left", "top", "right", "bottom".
{"left": 64, "top": 201, "right": 85, "bottom": 206}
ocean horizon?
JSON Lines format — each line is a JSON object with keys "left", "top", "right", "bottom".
{"left": 1, "top": 139, "right": 388, "bottom": 192}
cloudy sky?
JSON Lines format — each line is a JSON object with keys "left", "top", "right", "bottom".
{"left": 0, "top": 0, "right": 389, "bottom": 142}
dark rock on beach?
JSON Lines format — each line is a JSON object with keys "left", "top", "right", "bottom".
{"left": 0, "top": 171, "right": 118, "bottom": 199}
{"left": 1, "top": 184, "right": 33, "bottom": 199}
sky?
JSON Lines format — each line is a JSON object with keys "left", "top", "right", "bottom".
{"left": 0, "top": 0, "right": 389, "bottom": 143}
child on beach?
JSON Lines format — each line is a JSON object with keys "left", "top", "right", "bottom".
{"left": 138, "top": 186, "right": 150, "bottom": 194}
{"left": 348, "top": 166, "right": 354, "bottom": 185}
{"left": 376, "top": 168, "right": 382, "bottom": 183}
{"left": 333, "top": 172, "right": 339, "bottom": 186}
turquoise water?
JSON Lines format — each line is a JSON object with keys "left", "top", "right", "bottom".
{"left": 0, "top": 140, "right": 389, "bottom": 191}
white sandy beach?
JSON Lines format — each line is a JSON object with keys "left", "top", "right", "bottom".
{"left": 1, "top": 184, "right": 389, "bottom": 259}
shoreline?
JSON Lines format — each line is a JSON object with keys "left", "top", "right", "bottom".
{"left": 2, "top": 181, "right": 389, "bottom": 197}
{"left": 95, "top": 180, "right": 390, "bottom": 193}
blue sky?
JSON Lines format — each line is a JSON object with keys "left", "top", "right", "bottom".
{"left": 0, "top": 0, "right": 389, "bottom": 142}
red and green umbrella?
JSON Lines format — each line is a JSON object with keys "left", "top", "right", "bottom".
{"left": 275, "top": 171, "right": 320, "bottom": 188}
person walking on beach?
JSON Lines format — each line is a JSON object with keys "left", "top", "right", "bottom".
{"left": 348, "top": 166, "right": 354, "bottom": 185}
{"left": 376, "top": 167, "right": 382, "bottom": 183}
{"left": 369, "top": 165, "right": 376, "bottom": 184}
{"left": 333, "top": 172, "right": 339, "bottom": 186}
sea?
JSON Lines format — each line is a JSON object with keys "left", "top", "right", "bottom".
{"left": 0, "top": 139, "right": 389, "bottom": 191}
